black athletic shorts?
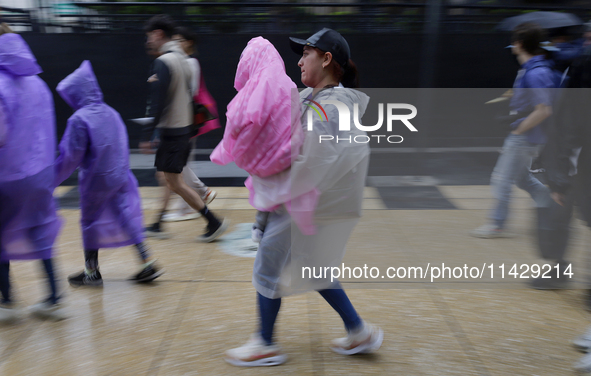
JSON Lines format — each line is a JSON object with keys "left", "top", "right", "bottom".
{"left": 155, "top": 133, "right": 192, "bottom": 174}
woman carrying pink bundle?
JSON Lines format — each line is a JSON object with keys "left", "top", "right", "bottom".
{"left": 211, "top": 37, "right": 308, "bottom": 241}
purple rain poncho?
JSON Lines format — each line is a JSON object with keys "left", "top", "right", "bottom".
{"left": 54, "top": 61, "right": 143, "bottom": 250}
{"left": 0, "top": 33, "right": 61, "bottom": 261}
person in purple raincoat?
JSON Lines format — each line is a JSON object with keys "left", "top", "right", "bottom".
{"left": 0, "top": 25, "right": 66, "bottom": 322}
{"left": 54, "top": 60, "right": 164, "bottom": 287}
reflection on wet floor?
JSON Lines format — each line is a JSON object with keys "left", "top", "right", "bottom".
{"left": 1, "top": 186, "right": 590, "bottom": 375}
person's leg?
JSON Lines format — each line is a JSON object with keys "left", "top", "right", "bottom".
{"left": 85, "top": 249, "right": 99, "bottom": 272}
{"left": 489, "top": 135, "right": 531, "bottom": 229}
{"left": 258, "top": 292, "right": 281, "bottom": 346}
{"left": 254, "top": 211, "right": 270, "bottom": 232}
{"left": 319, "top": 283, "right": 383, "bottom": 355}
{"left": 41, "top": 258, "right": 58, "bottom": 304}
{"left": 224, "top": 292, "right": 287, "bottom": 366}
{"left": 146, "top": 171, "right": 172, "bottom": 233}
{"left": 135, "top": 242, "right": 151, "bottom": 263}
{"left": 68, "top": 249, "right": 103, "bottom": 287}
{"left": 129, "top": 242, "right": 163, "bottom": 283}
{"left": 252, "top": 211, "right": 270, "bottom": 243}
{"left": 0, "top": 261, "right": 10, "bottom": 304}
{"left": 531, "top": 194, "right": 574, "bottom": 289}
{"left": 537, "top": 191, "right": 574, "bottom": 263}
{"left": 182, "top": 165, "right": 209, "bottom": 198}
{"left": 30, "top": 258, "right": 67, "bottom": 321}
{"left": 164, "top": 172, "right": 205, "bottom": 211}
{"left": 0, "top": 261, "right": 20, "bottom": 323}
{"left": 164, "top": 172, "right": 226, "bottom": 241}
{"left": 514, "top": 145, "right": 551, "bottom": 208}
{"left": 145, "top": 171, "right": 172, "bottom": 238}
{"left": 163, "top": 166, "right": 211, "bottom": 220}
{"left": 318, "top": 285, "right": 362, "bottom": 333}
{"left": 156, "top": 186, "right": 172, "bottom": 224}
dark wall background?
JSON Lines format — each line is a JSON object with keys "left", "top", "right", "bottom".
{"left": 22, "top": 33, "right": 519, "bottom": 149}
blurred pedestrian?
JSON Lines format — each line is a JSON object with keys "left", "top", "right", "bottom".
{"left": 153, "top": 26, "right": 220, "bottom": 224}
{"left": 0, "top": 25, "right": 65, "bottom": 322}
{"left": 535, "top": 42, "right": 591, "bottom": 372}
{"left": 471, "top": 23, "right": 560, "bottom": 238}
{"left": 140, "top": 15, "right": 227, "bottom": 242}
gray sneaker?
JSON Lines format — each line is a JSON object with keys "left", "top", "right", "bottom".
{"left": 470, "top": 224, "right": 513, "bottom": 239}
{"left": 574, "top": 326, "right": 591, "bottom": 353}
{"left": 0, "top": 303, "right": 22, "bottom": 324}
{"left": 203, "top": 189, "right": 217, "bottom": 205}
{"left": 29, "top": 300, "right": 67, "bottom": 321}
{"left": 330, "top": 322, "right": 384, "bottom": 355}
{"left": 574, "top": 353, "right": 591, "bottom": 372}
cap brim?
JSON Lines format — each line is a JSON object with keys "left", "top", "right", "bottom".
{"left": 289, "top": 37, "right": 311, "bottom": 56}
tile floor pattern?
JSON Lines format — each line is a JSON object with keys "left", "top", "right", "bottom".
{"left": 0, "top": 186, "right": 590, "bottom": 375}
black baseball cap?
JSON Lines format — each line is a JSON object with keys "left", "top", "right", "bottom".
{"left": 289, "top": 28, "right": 351, "bottom": 67}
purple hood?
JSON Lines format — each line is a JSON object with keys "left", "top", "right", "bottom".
{"left": 0, "top": 33, "right": 42, "bottom": 76}
{"left": 57, "top": 60, "right": 103, "bottom": 110}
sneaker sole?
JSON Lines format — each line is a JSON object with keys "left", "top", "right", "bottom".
{"left": 30, "top": 308, "right": 67, "bottom": 322}
{"left": 162, "top": 213, "right": 201, "bottom": 222}
{"left": 224, "top": 354, "right": 287, "bottom": 367}
{"left": 331, "top": 328, "right": 384, "bottom": 355}
{"left": 574, "top": 358, "right": 591, "bottom": 372}
{"left": 198, "top": 218, "right": 229, "bottom": 243}
{"left": 134, "top": 269, "right": 165, "bottom": 283}
{"left": 0, "top": 310, "right": 23, "bottom": 325}
{"left": 204, "top": 190, "right": 217, "bottom": 205}
{"left": 573, "top": 339, "right": 591, "bottom": 353}
{"left": 144, "top": 231, "right": 172, "bottom": 240}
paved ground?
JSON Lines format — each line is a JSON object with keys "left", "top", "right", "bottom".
{"left": 1, "top": 184, "right": 590, "bottom": 375}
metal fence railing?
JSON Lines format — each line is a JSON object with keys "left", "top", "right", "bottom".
{"left": 2, "top": 1, "right": 591, "bottom": 34}
{"left": 0, "top": 6, "right": 39, "bottom": 31}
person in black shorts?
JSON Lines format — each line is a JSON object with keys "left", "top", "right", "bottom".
{"left": 140, "top": 15, "right": 227, "bottom": 242}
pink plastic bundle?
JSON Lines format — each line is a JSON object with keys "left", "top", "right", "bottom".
{"left": 211, "top": 37, "right": 302, "bottom": 177}
{"left": 211, "top": 37, "right": 319, "bottom": 235}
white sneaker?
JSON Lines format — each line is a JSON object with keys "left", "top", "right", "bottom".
{"left": 574, "top": 353, "right": 591, "bottom": 372}
{"left": 29, "top": 300, "right": 67, "bottom": 321}
{"left": 225, "top": 334, "right": 287, "bottom": 367}
{"left": 162, "top": 210, "right": 201, "bottom": 222}
{"left": 470, "top": 224, "right": 512, "bottom": 239}
{"left": 203, "top": 189, "right": 217, "bottom": 205}
{"left": 252, "top": 227, "right": 264, "bottom": 243}
{"left": 574, "top": 327, "right": 591, "bottom": 353}
{"left": 331, "top": 322, "right": 384, "bottom": 355}
{"left": 0, "top": 303, "right": 22, "bottom": 324}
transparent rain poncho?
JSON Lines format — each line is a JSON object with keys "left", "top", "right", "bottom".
{"left": 253, "top": 87, "right": 371, "bottom": 298}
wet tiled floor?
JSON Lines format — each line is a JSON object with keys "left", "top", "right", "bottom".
{"left": 1, "top": 186, "right": 590, "bottom": 375}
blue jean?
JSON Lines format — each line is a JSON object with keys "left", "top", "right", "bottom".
{"left": 490, "top": 134, "right": 550, "bottom": 229}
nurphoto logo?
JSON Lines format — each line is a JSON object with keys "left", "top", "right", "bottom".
{"left": 303, "top": 98, "right": 418, "bottom": 144}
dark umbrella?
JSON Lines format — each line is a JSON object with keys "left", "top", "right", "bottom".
{"left": 498, "top": 11, "right": 583, "bottom": 31}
